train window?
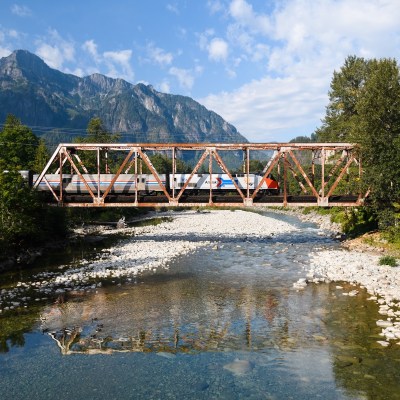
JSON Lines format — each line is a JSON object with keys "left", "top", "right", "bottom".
{"left": 142, "top": 178, "right": 145, "bottom": 183}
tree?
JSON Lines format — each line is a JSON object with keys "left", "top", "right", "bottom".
{"left": 33, "top": 139, "right": 50, "bottom": 173}
{"left": 74, "top": 118, "right": 121, "bottom": 172}
{"left": 316, "top": 56, "right": 369, "bottom": 142}
{"left": 0, "top": 168, "right": 40, "bottom": 253}
{"left": 354, "top": 59, "right": 400, "bottom": 210}
{"left": 85, "top": 118, "right": 120, "bottom": 143}
{"left": 0, "top": 114, "right": 39, "bottom": 169}
{"left": 315, "top": 56, "right": 400, "bottom": 235}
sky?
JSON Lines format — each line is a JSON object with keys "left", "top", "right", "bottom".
{"left": 1, "top": 0, "right": 400, "bottom": 142}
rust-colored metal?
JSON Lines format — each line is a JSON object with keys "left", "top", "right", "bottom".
{"left": 34, "top": 142, "right": 367, "bottom": 208}
{"left": 287, "top": 150, "right": 319, "bottom": 198}
{"left": 213, "top": 149, "right": 245, "bottom": 200}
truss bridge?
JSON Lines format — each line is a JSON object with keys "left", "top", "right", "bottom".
{"left": 33, "top": 142, "right": 367, "bottom": 208}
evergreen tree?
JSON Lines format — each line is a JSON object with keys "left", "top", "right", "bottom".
{"left": 0, "top": 114, "right": 39, "bottom": 169}
{"left": 74, "top": 118, "right": 121, "bottom": 172}
{"left": 33, "top": 139, "right": 50, "bottom": 173}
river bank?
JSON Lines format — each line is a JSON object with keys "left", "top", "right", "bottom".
{"left": 279, "top": 208, "right": 400, "bottom": 346}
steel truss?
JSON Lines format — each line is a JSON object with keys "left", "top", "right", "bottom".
{"left": 33, "top": 143, "right": 367, "bottom": 208}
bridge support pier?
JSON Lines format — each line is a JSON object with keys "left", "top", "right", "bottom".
{"left": 244, "top": 198, "right": 253, "bottom": 207}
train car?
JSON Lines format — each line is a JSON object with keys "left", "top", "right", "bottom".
{"left": 34, "top": 174, "right": 167, "bottom": 194}
{"left": 170, "top": 173, "right": 279, "bottom": 194}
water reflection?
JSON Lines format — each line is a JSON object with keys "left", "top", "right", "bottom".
{"left": 41, "top": 283, "right": 288, "bottom": 355}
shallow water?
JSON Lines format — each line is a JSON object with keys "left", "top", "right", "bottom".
{"left": 1, "top": 212, "right": 400, "bottom": 399}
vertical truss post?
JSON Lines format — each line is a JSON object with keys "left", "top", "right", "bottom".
{"left": 134, "top": 150, "right": 138, "bottom": 205}
{"left": 97, "top": 147, "right": 100, "bottom": 200}
{"left": 244, "top": 147, "right": 252, "bottom": 206}
{"left": 209, "top": 148, "right": 213, "bottom": 205}
{"left": 172, "top": 147, "right": 176, "bottom": 199}
{"left": 311, "top": 150, "right": 315, "bottom": 187}
{"left": 319, "top": 149, "right": 328, "bottom": 206}
{"left": 59, "top": 148, "right": 63, "bottom": 203}
{"left": 283, "top": 152, "right": 288, "bottom": 207}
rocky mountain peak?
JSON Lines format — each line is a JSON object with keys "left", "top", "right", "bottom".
{"left": 0, "top": 49, "right": 247, "bottom": 144}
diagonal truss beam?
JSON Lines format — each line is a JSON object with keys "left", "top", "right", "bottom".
{"left": 137, "top": 148, "right": 172, "bottom": 201}
{"left": 101, "top": 148, "right": 135, "bottom": 200}
{"left": 287, "top": 150, "right": 319, "bottom": 198}
{"left": 175, "top": 149, "right": 209, "bottom": 201}
{"left": 326, "top": 155, "right": 356, "bottom": 198}
{"left": 212, "top": 149, "right": 245, "bottom": 200}
{"left": 251, "top": 150, "right": 281, "bottom": 199}
{"left": 62, "top": 147, "right": 96, "bottom": 199}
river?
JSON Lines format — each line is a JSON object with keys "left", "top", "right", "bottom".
{"left": 1, "top": 210, "right": 400, "bottom": 399}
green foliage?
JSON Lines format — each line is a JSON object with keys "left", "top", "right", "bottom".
{"left": 142, "top": 153, "right": 190, "bottom": 174}
{"left": 32, "top": 138, "right": 50, "bottom": 173}
{"left": 74, "top": 118, "right": 121, "bottom": 172}
{"left": 379, "top": 255, "right": 397, "bottom": 267}
{"left": 289, "top": 133, "right": 317, "bottom": 143}
{"left": 335, "top": 208, "right": 377, "bottom": 237}
{"left": 0, "top": 114, "right": 39, "bottom": 169}
{"left": 315, "top": 56, "right": 400, "bottom": 235}
{"left": 0, "top": 116, "right": 68, "bottom": 259}
{"left": 0, "top": 169, "right": 68, "bottom": 258}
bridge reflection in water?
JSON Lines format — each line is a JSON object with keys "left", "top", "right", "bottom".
{"left": 34, "top": 142, "right": 367, "bottom": 208}
{"left": 41, "top": 276, "right": 300, "bottom": 356}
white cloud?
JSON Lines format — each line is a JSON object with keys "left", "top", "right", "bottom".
{"left": 201, "top": 75, "right": 327, "bottom": 141}
{"left": 81, "top": 39, "right": 136, "bottom": 82}
{"left": 166, "top": 3, "right": 180, "bottom": 15}
{"left": 199, "top": 0, "right": 400, "bottom": 141}
{"left": 169, "top": 67, "right": 195, "bottom": 90}
{"left": 208, "top": 37, "right": 229, "bottom": 62}
{"left": 207, "top": 0, "right": 224, "bottom": 14}
{"left": 146, "top": 43, "right": 173, "bottom": 66}
{"left": 10, "top": 4, "right": 32, "bottom": 17}
{"left": 103, "top": 49, "right": 134, "bottom": 81}
{"left": 0, "top": 47, "right": 12, "bottom": 58}
{"left": 229, "top": 0, "right": 270, "bottom": 35}
{"left": 35, "top": 29, "right": 75, "bottom": 69}
{"left": 82, "top": 39, "right": 100, "bottom": 62}
{"left": 159, "top": 80, "right": 171, "bottom": 93}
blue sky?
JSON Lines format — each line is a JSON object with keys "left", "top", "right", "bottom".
{"left": 1, "top": 0, "right": 400, "bottom": 142}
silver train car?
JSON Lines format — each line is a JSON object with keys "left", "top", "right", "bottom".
{"left": 33, "top": 174, "right": 167, "bottom": 194}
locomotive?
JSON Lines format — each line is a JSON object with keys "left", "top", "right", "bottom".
{"left": 33, "top": 173, "right": 280, "bottom": 195}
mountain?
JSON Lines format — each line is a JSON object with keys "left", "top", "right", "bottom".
{"left": 0, "top": 50, "right": 247, "bottom": 144}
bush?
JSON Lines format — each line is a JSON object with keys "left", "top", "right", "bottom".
{"left": 379, "top": 255, "right": 398, "bottom": 267}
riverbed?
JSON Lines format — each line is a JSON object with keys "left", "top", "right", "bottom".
{"left": 1, "top": 209, "right": 400, "bottom": 399}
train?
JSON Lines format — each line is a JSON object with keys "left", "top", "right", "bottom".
{"left": 33, "top": 173, "right": 280, "bottom": 195}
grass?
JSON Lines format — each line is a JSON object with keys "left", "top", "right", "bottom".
{"left": 379, "top": 255, "right": 398, "bottom": 267}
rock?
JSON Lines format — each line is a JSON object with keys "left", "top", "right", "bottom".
{"left": 377, "top": 340, "right": 390, "bottom": 347}
{"left": 376, "top": 320, "right": 393, "bottom": 328}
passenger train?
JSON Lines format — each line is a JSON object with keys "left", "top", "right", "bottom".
{"left": 33, "top": 173, "right": 280, "bottom": 195}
